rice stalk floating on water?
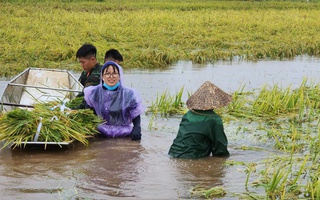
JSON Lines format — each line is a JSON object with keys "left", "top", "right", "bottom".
{"left": 0, "top": 101, "right": 103, "bottom": 149}
{"left": 190, "top": 185, "right": 226, "bottom": 198}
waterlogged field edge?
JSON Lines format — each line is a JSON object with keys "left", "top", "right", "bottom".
{"left": 146, "top": 78, "right": 320, "bottom": 199}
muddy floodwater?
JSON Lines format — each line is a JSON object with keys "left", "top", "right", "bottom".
{"left": 0, "top": 57, "right": 320, "bottom": 199}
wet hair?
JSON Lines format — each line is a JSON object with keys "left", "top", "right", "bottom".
{"left": 104, "top": 49, "right": 123, "bottom": 62}
{"left": 76, "top": 43, "right": 97, "bottom": 59}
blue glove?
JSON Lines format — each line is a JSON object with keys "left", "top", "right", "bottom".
{"left": 131, "top": 126, "right": 141, "bottom": 141}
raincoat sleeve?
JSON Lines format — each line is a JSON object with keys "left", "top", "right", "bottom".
{"left": 208, "top": 117, "right": 230, "bottom": 156}
{"left": 128, "top": 89, "right": 144, "bottom": 119}
{"left": 83, "top": 86, "right": 96, "bottom": 108}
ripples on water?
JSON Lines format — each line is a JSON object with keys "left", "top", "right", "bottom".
{"left": 0, "top": 57, "right": 319, "bottom": 199}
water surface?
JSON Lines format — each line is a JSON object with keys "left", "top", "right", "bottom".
{"left": 0, "top": 57, "right": 319, "bottom": 199}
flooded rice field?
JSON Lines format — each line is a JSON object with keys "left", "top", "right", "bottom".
{"left": 0, "top": 56, "right": 320, "bottom": 199}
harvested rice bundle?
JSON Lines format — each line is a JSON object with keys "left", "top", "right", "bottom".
{"left": 65, "top": 96, "right": 84, "bottom": 109}
{"left": 0, "top": 101, "right": 103, "bottom": 149}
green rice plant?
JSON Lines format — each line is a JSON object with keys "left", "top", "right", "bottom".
{"left": 190, "top": 185, "right": 226, "bottom": 199}
{"left": 252, "top": 84, "right": 298, "bottom": 116}
{"left": 224, "top": 85, "right": 259, "bottom": 120}
{"left": 249, "top": 78, "right": 318, "bottom": 120}
{"left": 306, "top": 82, "right": 320, "bottom": 110}
{"left": 146, "top": 87, "right": 185, "bottom": 117}
{"left": 224, "top": 160, "right": 245, "bottom": 166}
{"left": 234, "top": 145, "right": 264, "bottom": 151}
{"left": 267, "top": 167, "right": 287, "bottom": 197}
{"left": 267, "top": 127, "right": 288, "bottom": 151}
{"left": 253, "top": 164, "right": 292, "bottom": 199}
{"left": 249, "top": 153, "right": 313, "bottom": 199}
{"left": 305, "top": 167, "right": 320, "bottom": 199}
{"left": 173, "top": 86, "right": 184, "bottom": 109}
{"left": 315, "top": 178, "right": 320, "bottom": 200}
{"left": 226, "top": 87, "right": 247, "bottom": 113}
{"left": 147, "top": 114, "right": 157, "bottom": 131}
{"left": 291, "top": 155, "right": 308, "bottom": 187}
{"left": 226, "top": 80, "right": 320, "bottom": 198}
{"left": 264, "top": 123, "right": 306, "bottom": 152}
{"left": 309, "top": 127, "right": 320, "bottom": 161}
{"left": 65, "top": 96, "right": 84, "bottom": 109}
{"left": 244, "top": 162, "right": 257, "bottom": 189}
{"left": 224, "top": 79, "right": 320, "bottom": 155}
{"left": 314, "top": 179, "right": 320, "bottom": 200}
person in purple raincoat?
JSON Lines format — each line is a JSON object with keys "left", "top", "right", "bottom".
{"left": 84, "top": 61, "right": 144, "bottom": 141}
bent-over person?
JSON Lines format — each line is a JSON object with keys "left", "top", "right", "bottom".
{"left": 168, "top": 81, "right": 231, "bottom": 158}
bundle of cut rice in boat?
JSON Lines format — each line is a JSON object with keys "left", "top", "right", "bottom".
{"left": 0, "top": 101, "right": 103, "bottom": 149}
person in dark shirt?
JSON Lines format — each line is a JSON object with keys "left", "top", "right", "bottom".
{"left": 74, "top": 44, "right": 101, "bottom": 109}
{"left": 168, "top": 81, "right": 232, "bottom": 159}
{"left": 76, "top": 43, "right": 102, "bottom": 94}
{"left": 104, "top": 49, "right": 123, "bottom": 64}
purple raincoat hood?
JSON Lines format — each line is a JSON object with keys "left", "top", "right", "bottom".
{"left": 101, "top": 61, "right": 124, "bottom": 85}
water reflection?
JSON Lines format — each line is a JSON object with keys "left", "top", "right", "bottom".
{"left": 0, "top": 147, "right": 77, "bottom": 199}
{"left": 73, "top": 138, "right": 145, "bottom": 198}
{"left": 172, "top": 157, "right": 228, "bottom": 199}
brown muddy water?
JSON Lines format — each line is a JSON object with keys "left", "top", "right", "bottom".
{"left": 0, "top": 57, "right": 320, "bottom": 200}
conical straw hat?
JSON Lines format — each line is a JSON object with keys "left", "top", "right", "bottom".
{"left": 186, "top": 81, "right": 232, "bottom": 110}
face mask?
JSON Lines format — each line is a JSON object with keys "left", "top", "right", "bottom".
{"left": 103, "top": 82, "right": 120, "bottom": 90}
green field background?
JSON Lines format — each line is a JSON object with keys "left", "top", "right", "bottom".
{"left": 1, "top": 0, "right": 320, "bottom": 77}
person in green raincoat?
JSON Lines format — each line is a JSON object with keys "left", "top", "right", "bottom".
{"left": 168, "top": 81, "right": 231, "bottom": 159}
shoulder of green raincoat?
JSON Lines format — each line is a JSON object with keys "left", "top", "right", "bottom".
{"left": 168, "top": 110, "right": 229, "bottom": 159}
